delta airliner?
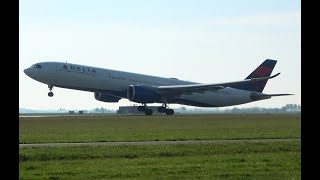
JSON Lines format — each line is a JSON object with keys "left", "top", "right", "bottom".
{"left": 24, "top": 59, "right": 292, "bottom": 115}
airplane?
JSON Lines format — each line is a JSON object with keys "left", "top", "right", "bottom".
{"left": 24, "top": 59, "right": 292, "bottom": 115}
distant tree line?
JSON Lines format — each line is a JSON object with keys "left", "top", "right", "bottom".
{"left": 176, "top": 104, "right": 301, "bottom": 113}
{"left": 62, "top": 104, "right": 301, "bottom": 114}
{"left": 228, "top": 104, "right": 300, "bottom": 113}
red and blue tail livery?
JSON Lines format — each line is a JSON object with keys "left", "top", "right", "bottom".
{"left": 233, "top": 59, "right": 277, "bottom": 93}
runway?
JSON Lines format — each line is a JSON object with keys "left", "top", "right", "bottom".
{"left": 19, "top": 114, "right": 113, "bottom": 118}
{"left": 19, "top": 138, "right": 300, "bottom": 148}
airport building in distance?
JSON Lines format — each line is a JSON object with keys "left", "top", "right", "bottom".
{"left": 117, "top": 106, "right": 161, "bottom": 115}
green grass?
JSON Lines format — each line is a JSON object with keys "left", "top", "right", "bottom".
{"left": 19, "top": 114, "right": 301, "bottom": 179}
{"left": 19, "top": 114, "right": 301, "bottom": 143}
{"left": 19, "top": 141, "right": 301, "bottom": 179}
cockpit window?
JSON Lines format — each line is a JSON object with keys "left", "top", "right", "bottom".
{"left": 31, "top": 64, "right": 42, "bottom": 68}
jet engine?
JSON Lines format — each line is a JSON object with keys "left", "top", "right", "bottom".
{"left": 127, "top": 85, "right": 159, "bottom": 103}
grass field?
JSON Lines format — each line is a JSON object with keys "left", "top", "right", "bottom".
{"left": 19, "top": 114, "right": 301, "bottom": 179}
{"left": 19, "top": 114, "right": 301, "bottom": 143}
{"left": 20, "top": 141, "right": 301, "bottom": 179}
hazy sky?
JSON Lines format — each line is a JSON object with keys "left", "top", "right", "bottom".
{"left": 19, "top": 0, "right": 301, "bottom": 110}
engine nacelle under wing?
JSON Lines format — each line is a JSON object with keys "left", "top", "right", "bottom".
{"left": 127, "top": 85, "right": 159, "bottom": 103}
{"left": 94, "top": 92, "right": 121, "bottom": 102}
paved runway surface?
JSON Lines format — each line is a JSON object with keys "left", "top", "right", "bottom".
{"left": 19, "top": 138, "right": 300, "bottom": 148}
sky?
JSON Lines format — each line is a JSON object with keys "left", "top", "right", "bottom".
{"left": 19, "top": 0, "right": 301, "bottom": 111}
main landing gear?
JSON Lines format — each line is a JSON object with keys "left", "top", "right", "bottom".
{"left": 137, "top": 104, "right": 153, "bottom": 115}
{"left": 137, "top": 103, "right": 174, "bottom": 116}
{"left": 158, "top": 104, "right": 174, "bottom": 115}
{"left": 48, "top": 85, "right": 54, "bottom": 97}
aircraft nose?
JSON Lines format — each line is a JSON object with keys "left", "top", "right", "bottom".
{"left": 24, "top": 68, "right": 29, "bottom": 76}
{"left": 24, "top": 68, "right": 33, "bottom": 78}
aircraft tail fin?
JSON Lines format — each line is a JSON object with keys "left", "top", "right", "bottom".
{"left": 235, "top": 59, "right": 277, "bottom": 92}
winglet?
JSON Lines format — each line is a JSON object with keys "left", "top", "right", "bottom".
{"left": 250, "top": 73, "right": 280, "bottom": 81}
{"left": 270, "top": 72, "right": 280, "bottom": 78}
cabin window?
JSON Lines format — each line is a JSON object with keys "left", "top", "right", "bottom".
{"left": 32, "top": 64, "right": 42, "bottom": 69}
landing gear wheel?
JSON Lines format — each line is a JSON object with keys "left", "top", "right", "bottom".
{"left": 165, "top": 109, "right": 174, "bottom": 115}
{"left": 48, "top": 92, "right": 54, "bottom": 97}
{"left": 145, "top": 109, "right": 153, "bottom": 115}
{"left": 48, "top": 85, "right": 54, "bottom": 97}
{"left": 158, "top": 103, "right": 174, "bottom": 115}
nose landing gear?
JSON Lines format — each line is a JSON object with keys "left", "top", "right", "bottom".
{"left": 48, "top": 85, "right": 54, "bottom": 97}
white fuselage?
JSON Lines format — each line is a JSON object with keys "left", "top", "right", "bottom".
{"left": 24, "top": 62, "right": 255, "bottom": 107}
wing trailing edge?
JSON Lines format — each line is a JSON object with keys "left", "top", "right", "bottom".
{"left": 156, "top": 73, "right": 281, "bottom": 96}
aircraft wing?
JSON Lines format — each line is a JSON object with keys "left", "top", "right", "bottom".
{"left": 155, "top": 73, "right": 281, "bottom": 96}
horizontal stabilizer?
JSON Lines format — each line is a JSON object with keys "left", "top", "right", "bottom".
{"left": 264, "top": 93, "right": 294, "bottom": 97}
{"left": 250, "top": 92, "right": 293, "bottom": 101}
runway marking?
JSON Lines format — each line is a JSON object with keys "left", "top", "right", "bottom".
{"left": 19, "top": 138, "right": 300, "bottom": 148}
